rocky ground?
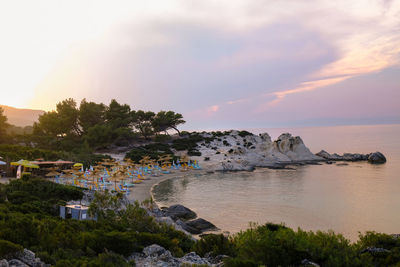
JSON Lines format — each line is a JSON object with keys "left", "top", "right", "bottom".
{"left": 0, "top": 249, "right": 48, "bottom": 267}
{"left": 129, "top": 244, "right": 226, "bottom": 267}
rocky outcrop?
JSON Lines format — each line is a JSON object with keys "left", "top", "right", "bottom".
{"left": 8, "top": 259, "right": 28, "bottom": 267}
{"left": 316, "top": 150, "right": 386, "bottom": 164}
{"left": 274, "top": 134, "right": 321, "bottom": 161}
{"left": 153, "top": 204, "right": 218, "bottom": 235}
{"left": 130, "top": 244, "right": 223, "bottom": 266}
{"left": 190, "top": 130, "right": 386, "bottom": 171}
{"left": 176, "top": 219, "right": 202, "bottom": 234}
{"left": 194, "top": 131, "right": 325, "bottom": 172}
{"left": 368, "top": 152, "right": 386, "bottom": 164}
{"left": 176, "top": 218, "right": 218, "bottom": 235}
{"left": 163, "top": 204, "right": 197, "bottom": 220}
{"left": 0, "top": 249, "right": 48, "bottom": 267}
{"left": 186, "top": 218, "right": 218, "bottom": 232}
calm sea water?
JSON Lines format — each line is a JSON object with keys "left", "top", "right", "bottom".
{"left": 153, "top": 124, "right": 400, "bottom": 241}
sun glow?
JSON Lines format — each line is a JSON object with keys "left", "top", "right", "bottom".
{"left": 0, "top": 0, "right": 182, "bottom": 110}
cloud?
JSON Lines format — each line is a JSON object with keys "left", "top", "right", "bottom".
{"left": 4, "top": 0, "right": 397, "bottom": 128}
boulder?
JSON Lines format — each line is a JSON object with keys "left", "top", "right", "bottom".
{"left": 315, "top": 150, "right": 332, "bottom": 159}
{"left": 132, "top": 245, "right": 216, "bottom": 266}
{"left": 16, "top": 249, "right": 44, "bottom": 267}
{"left": 143, "top": 244, "right": 167, "bottom": 257}
{"left": 186, "top": 218, "right": 218, "bottom": 232}
{"left": 343, "top": 153, "right": 368, "bottom": 161}
{"left": 175, "top": 220, "right": 202, "bottom": 234}
{"left": 164, "top": 205, "right": 197, "bottom": 220}
{"left": 181, "top": 252, "right": 210, "bottom": 265}
{"left": 7, "top": 259, "right": 28, "bottom": 267}
{"left": 0, "top": 259, "right": 9, "bottom": 267}
{"left": 368, "top": 152, "right": 386, "bottom": 164}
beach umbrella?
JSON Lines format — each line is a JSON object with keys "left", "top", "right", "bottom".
{"left": 60, "top": 170, "right": 74, "bottom": 184}
{"left": 73, "top": 163, "right": 83, "bottom": 168}
{"left": 46, "top": 171, "right": 61, "bottom": 177}
{"left": 11, "top": 160, "right": 39, "bottom": 169}
{"left": 124, "top": 158, "right": 135, "bottom": 165}
{"left": 109, "top": 172, "right": 124, "bottom": 191}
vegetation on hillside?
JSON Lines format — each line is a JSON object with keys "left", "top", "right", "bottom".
{"left": 0, "top": 178, "right": 194, "bottom": 266}
{"left": 0, "top": 178, "right": 399, "bottom": 266}
{"left": 195, "top": 224, "right": 400, "bottom": 267}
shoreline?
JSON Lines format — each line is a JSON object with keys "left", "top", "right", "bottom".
{"left": 125, "top": 168, "right": 207, "bottom": 204}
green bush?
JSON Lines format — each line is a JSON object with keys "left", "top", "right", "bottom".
{"left": 193, "top": 234, "right": 236, "bottom": 257}
{"left": 0, "top": 239, "right": 23, "bottom": 259}
{"left": 21, "top": 172, "right": 31, "bottom": 181}
{"left": 227, "top": 223, "right": 363, "bottom": 267}
{"left": 125, "top": 143, "right": 178, "bottom": 163}
{"left": 154, "top": 134, "right": 171, "bottom": 143}
{"left": 238, "top": 131, "right": 252, "bottom": 138}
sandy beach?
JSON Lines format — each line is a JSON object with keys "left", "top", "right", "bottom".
{"left": 125, "top": 168, "right": 207, "bottom": 204}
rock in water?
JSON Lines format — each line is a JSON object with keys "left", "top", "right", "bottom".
{"left": 164, "top": 204, "right": 197, "bottom": 220}
{"left": 368, "top": 152, "right": 386, "bottom": 164}
{"left": 274, "top": 133, "right": 322, "bottom": 161}
{"left": 175, "top": 219, "right": 202, "bottom": 234}
{"left": 315, "top": 150, "right": 332, "bottom": 159}
{"left": 186, "top": 218, "right": 218, "bottom": 232}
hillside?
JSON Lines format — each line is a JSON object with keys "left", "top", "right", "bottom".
{"left": 0, "top": 105, "right": 44, "bottom": 127}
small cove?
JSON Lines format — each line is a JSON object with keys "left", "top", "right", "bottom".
{"left": 152, "top": 124, "right": 400, "bottom": 241}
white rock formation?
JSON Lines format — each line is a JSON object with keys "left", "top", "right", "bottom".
{"left": 188, "top": 131, "right": 323, "bottom": 171}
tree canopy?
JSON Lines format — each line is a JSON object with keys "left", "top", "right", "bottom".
{"left": 0, "top": 107, "right": 9, "bottom": 143}
{"left": 31, "top": 98, "right": 186, "bottom": 150}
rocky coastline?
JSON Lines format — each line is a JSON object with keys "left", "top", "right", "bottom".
{"left": 188, "top": 131, "right": 386, "bottom": 172}
{"left": 1, "top": 130, "right": 388, "bottom": 267}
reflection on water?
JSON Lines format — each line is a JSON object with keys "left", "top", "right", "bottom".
{"left": 153, "top": 124, "right": 400, "bottom": 241}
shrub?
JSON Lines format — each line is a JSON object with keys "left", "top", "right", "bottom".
{"left": 172, "top": 134, "right": 203, "bottom": 151}
{"left": 125, "top": 143, "right": 176, "bottom": 163}
{"left": 204, "top": 157, "right": 210, "bottom": 161}
{"left": 223, "top": 140, "right": 230, "bottom": 146}
{"left": 0, "top": 239, "right": 23, "bottom": 259}
{"left": 238, "top": 131, "right": 252, "bottom": 138}
{"left": 228, "top": 223, "right": 362, "bottom": 267}
{"left": 193, "top": 234, "right": 236, "bottom": 257}
{"left": 154, "top": 134, "right": 171, "bottom": 143}
{"left": 21, "top": 172, "right": 31, "bottom": 181}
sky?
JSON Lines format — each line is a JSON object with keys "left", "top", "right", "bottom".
{"left": 0, "top": 0, "right": 399, "bottom": 129}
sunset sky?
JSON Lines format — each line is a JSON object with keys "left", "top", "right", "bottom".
{"left": 0, "top": 0, "right": 399, "bottom": 129}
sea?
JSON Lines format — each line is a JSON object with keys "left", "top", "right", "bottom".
{"left": 152, "top": 124, "right": 400, "bottom": 241}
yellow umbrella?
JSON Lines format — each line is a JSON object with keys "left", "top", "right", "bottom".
{"left": 73, "top": 163, "right": 83, "bottom": 168}
{"left": 11, "top": 160, "right": 39, "bottom": 169}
